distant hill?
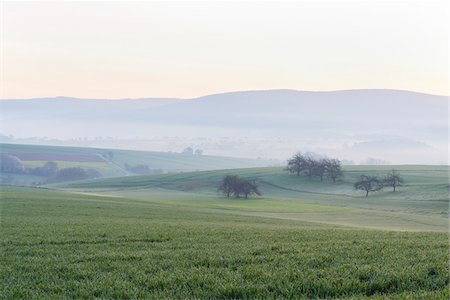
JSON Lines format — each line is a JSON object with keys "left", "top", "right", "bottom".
{"left": 1, "top": 89, "right": 447, "bottom": 163}
{"left": 0, "top": 143, "right": 279, "bottom": 185}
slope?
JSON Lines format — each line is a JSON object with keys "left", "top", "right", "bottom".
{"left": 61, "top": 165, "right": 449, "bottom": 231}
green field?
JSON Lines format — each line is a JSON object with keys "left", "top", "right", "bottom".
{"left": 62, "top": 165, "right": 449, "bottom": 232}
{"left": 1, "top": 163, "right": 449, "bottom": 298}
{"left": 1, "top": 186, "right": 448, "bottom": 298}
{"left": 0, "top": 143, "right": 279, "bottom": 184}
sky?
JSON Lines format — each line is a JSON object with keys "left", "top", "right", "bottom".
{"left": 1, "top": 1, "right": 449, "bottom": 99}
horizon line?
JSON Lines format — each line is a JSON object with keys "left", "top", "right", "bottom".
{"left": 1, "top": 88, "right": 448, "bottom": 101}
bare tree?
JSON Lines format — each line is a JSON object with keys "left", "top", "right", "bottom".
{"left": 287, "top": 153, "right": 344, "bottom": 183}
{"left": 286, "top": 153, "right": 307, "bottom": 176}
{"left": 313, "top": 159, "right": 327, "bottom": 181}
{"left": 382, "top": 170, "right": 404, "bottom": 192}
{"left": 234, "top": 179, "right": 261, "bottom": 199}
{"left": 325, "top": 158, "right": 343, "bottom": 183}
{"left": 354, "top": 175, "right": 382, "bottom": 197}
{"left": 218, "top": 175, "right": 261, "bottom": 199}
{"left": 218, "top": 175, "right": 240, "bottom": 198}
{"left": 304, "top": 156, "right": 317, "bottom": 179}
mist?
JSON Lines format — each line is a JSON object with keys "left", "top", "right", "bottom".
{"left": 1, "top": 89, "right": 447, "bottom": 164}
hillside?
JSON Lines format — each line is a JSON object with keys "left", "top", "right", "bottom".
{"left": 62, "top": 165, "right": 449, "bottom": 232}
{"left": 0, "top": 143, "right": 279, "bottom": 185}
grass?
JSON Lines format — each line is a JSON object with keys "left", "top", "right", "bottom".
{"left": 62, "top": 165, "right": 449, "bottom": 232}
{"left": 1, "top": 186, "right": 448, "bottom": 299}
{"left": 0, "top": 143, "right": 278, "bottom": 172}
{"left": 0, "top": 143, "right": 279, "bottom": 185}
{"left": 22, "top": 160, "right": 120, "bottom": 173}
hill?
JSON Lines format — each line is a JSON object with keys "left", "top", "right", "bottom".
{"left": 62, "top": 165, "right": 449, "bottom": 232}
{"left": 0, "top": 143, "right": 279, "bottom": 185}
{"left": 1, "top": 89, "right": 447, "bottom": 163}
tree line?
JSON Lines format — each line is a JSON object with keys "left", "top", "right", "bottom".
{"left": 286, "top": 153, "right": 343, "bottom": 182}
{"left": 0, "top": 154, "right": 101, "bottom": 183}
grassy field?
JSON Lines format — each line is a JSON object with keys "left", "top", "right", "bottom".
{"left": 63, "top": 165, "right": 449, "bottom": 232}
{"left": 1, "top": 185, "right": 448, "bottom": 299}
{"left": 1, "top": 143, "right": 279, "bottom": 185}
{"left": 0, "top": 143, "right": 278, "bottom": 172}
{"left": 22, "top": 160, "right": 119, "bottom": 173}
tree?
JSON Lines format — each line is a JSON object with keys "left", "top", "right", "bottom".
{"left": 218, "top": 175, "right": 240, "bottom": 198}
{"left": 286, "top": 153, "right": 343, "bottom": 183}
{"left": 0, "top": 154, "right": 24, "bottom": 174}
{"left": 303, "top": 156, "right": 317, "bottom": 179}
{"left": 286, "top": 153, "right": 307, "bottom": 176}
{"left": 234, "top": 179, "right": 261, "bottom": 199}
{"left": 182, "top": 147, "right": 194, "bottom": 155}
{"left": 194, "top": 149, "right": 204, "bottom": 155}
{"left": 383, "top": 170, "right": 404, "bottom": 192}
{"left": 52, "top": 167, "right": 101, "bottom": 182}
{"left": 41, "top": 161, "right": 58, "bottom": 177}
{"left": 325, "top": 158, "right": 343, "bottom": 183}
{"left": 312, "top": 159, "right": 327, "bottom": 181}
{"left": 218, "top": 175, "right": 261, "bottom": 199}
{"left": 354, "top": 175, "right": 382, "bottom": 197}
{"left": 30, "top": 161, "right": 59, "bottom": 177}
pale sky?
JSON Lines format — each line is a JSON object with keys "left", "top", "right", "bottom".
{"left": 1, "top": 1, "right": 449, "bottom": 99}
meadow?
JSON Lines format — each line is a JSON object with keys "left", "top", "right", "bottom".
{"left": 63, "top": 165, "right": 449, "bottom": 232}
{"left": 0, "top": 143, "right": 278, "bottom": 185}
{"left": 1, "top": 185, "right": 448, "bottom": 299}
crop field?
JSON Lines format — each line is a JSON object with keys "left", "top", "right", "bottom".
{"left": 1, "top": 185, "right": 448, "bottom": 299}
{"left": 63, "top": 165, "right": 449, "bottom": 232}
{"left": 0, "top": 143, "right": 278, "bottom": 172}
{"left": 21, "top": 160, "right": 119, "bottom": 174}
{"left": 0, "top": 143, "right": 279, "bottom": 185}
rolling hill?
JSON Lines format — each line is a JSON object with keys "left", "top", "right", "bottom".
{"left": 0, "top": 143, "right": 279, "bottom": 185}
{"left": 1, "top": 89, "right": 447, "bottom": 163}
{"left": 61, "top": 165, "right": 449, "bottom": 232}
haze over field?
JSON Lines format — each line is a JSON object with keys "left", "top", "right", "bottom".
{"left": 1, "top": 2, "right": 449, "bottom": 298}
{"left": 1, "top": 89, "right": 447, "bottom": 164}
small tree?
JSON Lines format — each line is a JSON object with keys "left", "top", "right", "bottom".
{"left": 182, "top": 147, "right": 194, "bottom": 155}
{"left": 218, "top": 175, "right": 261, "bottom": 199}
{"left": 234, "top": 179, "right": 261, "bottom": 199}
{"left": 303, "top": 156, "right": 317, "bottom": 179}
{"left": 354, "top": 175, "right": 382, "bottom": 197}
{"left": 325, "top": 158, "right": 343, "bottom": 183}
{"left": 0, "top": 154, "right": 24, "bottom": 174}
{"left": 312, "top": 159, "right": 327, "bottom": 181}
{"left": 218, "top": 175, "right": 240, "bottom": 198}
{"left": 286, "top": 152, "right": 307, "bottom": 176}
{"left": 42, "top": 161, "right": 58, "bottom": 177}
{"left": 383, "top": 170, "right": 404, "bottom": 192}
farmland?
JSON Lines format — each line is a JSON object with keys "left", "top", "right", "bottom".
{"left": 1, "top": 155, "right": 449, "bottom": 298}
{"left": 1, "top": 185, "right": 448, "bottom": 298}
{"left": 0, "top": 143, "right": 278, "bottom": 184}
{"left": 62, "top": 165, "right": 449, "bottom": 232}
